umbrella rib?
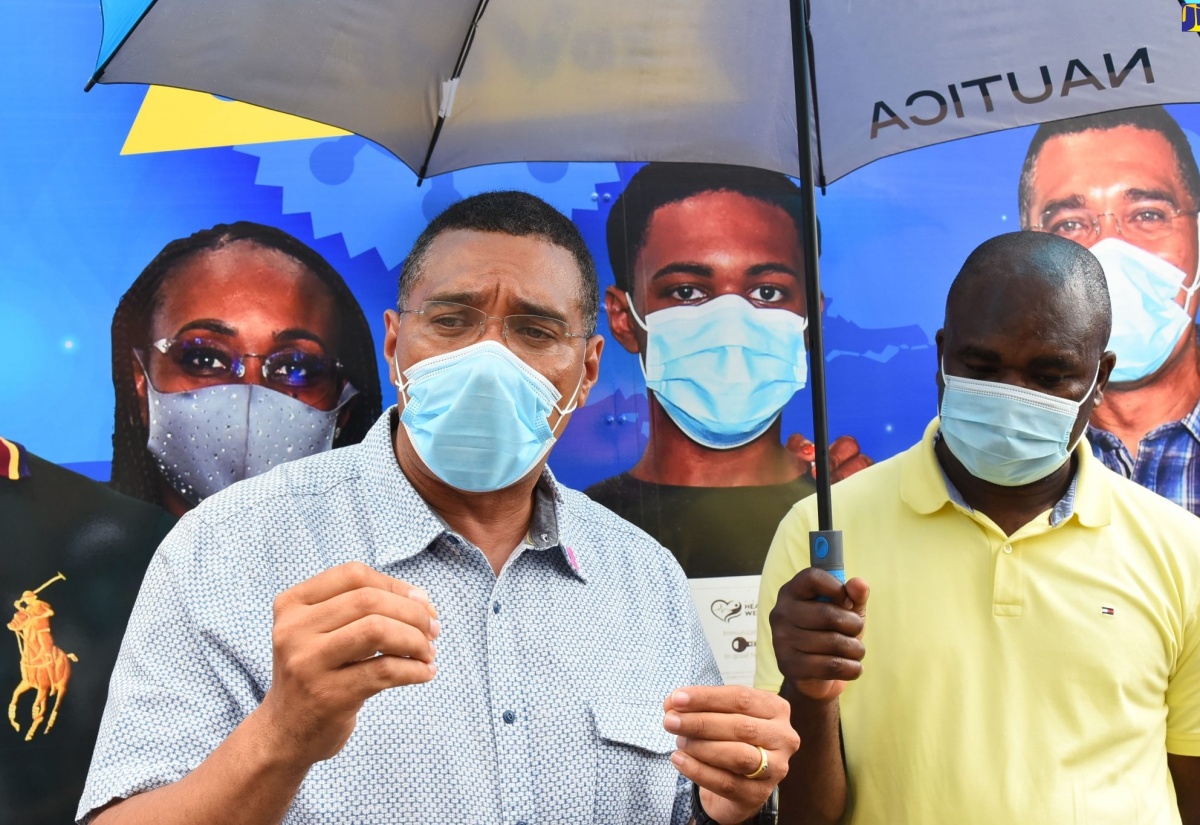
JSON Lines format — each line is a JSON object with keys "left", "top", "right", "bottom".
{"left": 84, "top": 0, "right": 165, "bottom": 91}
{"left": 803, "top": 4, "right": 828, "bottom": 192}
{"left": 416, "top": 0, "right": 493, "bottom": 184}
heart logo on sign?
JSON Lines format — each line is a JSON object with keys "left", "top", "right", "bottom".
{"left": 710, "top": 600, "right": 742, "bottom": 623}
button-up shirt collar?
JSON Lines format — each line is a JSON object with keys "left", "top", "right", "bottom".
{"left": 364, "top": 410, "right": 584, "bottom": 580}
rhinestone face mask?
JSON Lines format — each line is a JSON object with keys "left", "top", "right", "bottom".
{"left": 144, "top": 381, "right": 357, "bottom": 505}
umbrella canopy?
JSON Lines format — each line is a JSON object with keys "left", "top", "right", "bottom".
{"left": 91, "top": 0, "right": 1200, "bottom": 182}
{"left": 88, "top": 0, "right": 1200, "bottom": 535}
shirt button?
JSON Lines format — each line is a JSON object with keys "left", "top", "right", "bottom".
{"left": 502, "top": 710, "right": 516, "bottom": 724}
{"left": 492, "top": 601, "right": 501, "bottom": 614}
{"left": 1003, "top": 544, "right": 1013, "bottom": 554}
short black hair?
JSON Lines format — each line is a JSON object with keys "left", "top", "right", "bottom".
{"left": 110, "top": 222, "right": 382, "bottom": 505}
{"left": 1018, "top": 106, "right": 1200, "bottom": 226}
{"left": 606, "top": 162, "right": 813, "bottom": 293}
{"left": 947, "top": 231, "right": 1112, "bottom": 351}
{"left": 397, "top": 190, "right": 599, "bottom": 336}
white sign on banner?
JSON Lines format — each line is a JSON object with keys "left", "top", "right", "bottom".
{"left": 688, "top": 575, "right": 762, "bottom": 687}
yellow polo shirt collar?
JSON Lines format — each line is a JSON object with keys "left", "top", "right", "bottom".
{"left": 900, "top": 418, "right": 1112, "bottom": 529}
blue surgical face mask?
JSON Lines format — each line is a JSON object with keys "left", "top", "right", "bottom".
{"left": 939, "top": 359, "right": 1098, "bottom": 487}
{"left": 1089, "top": 237, "right": 1200, "bottom": 383}
{"left": 628, "top": 294, "right": 809, "bottom": 450}
{"left": 397, "top": 340, "right": 580, "bottom": 492}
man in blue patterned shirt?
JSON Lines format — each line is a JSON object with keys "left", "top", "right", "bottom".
{"left": 1020, "top": 106, "right": 1200, "bottom": 517}
{"left": 79, "top": 192, "right": 799, "bottom": 825}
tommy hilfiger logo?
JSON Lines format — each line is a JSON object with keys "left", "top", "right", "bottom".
{"left": 1101, "top": 606, "right": 1115, "bottom": 616}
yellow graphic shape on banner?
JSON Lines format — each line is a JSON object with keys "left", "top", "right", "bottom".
{"left": 122, "top": 86, "right": 350, "bottom": 155}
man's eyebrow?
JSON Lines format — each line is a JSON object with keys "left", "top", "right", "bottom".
{"left": 424, "top": 289, "right": 489, "bottom": 307}
{"left": 509, "top": 299, "right": 567, "bottom": 323}
{"left": 422, "top": 289, "right": 568, "bottom": 324}
{"left": 274, "top": 328, "right": 330, "bottom": 350}
{"left": 1124, "top": 188, "right": 1180, "bottom": 207}
{"left": 1028, "top": 354, "right": 1079, "bottom": 372}
{"left": 650, "top": 263, "right": 713, "bottom": 281}
{"left": 1039, "top": 195, "right": 1087, "bottom": 216}
{"left": 957, "top": 345, "right": 1001, "bottom": 363}
{"left": 747, "top": 262, "right": 802, "bottom": 281}
{"left": 174, "top": 319, "right": 236, "bottom": 339}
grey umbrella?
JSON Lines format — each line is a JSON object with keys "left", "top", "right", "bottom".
{"left": 87, "top": 0, "right": 1200, "bottom": 550}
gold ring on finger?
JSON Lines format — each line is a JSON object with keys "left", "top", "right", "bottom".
{"left": 743, "top": 745, "right": 769, "bottom": 779}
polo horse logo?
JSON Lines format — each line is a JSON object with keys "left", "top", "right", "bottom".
{"left": 8, "top": 573, "right": 77, "bottom": 741}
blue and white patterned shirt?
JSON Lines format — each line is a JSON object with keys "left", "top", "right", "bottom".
{"left": 79, "top": 409, "right": 720, "bottom": 824}
{"left": 1089, "top": 394, "right": 1200, "bottom": 518}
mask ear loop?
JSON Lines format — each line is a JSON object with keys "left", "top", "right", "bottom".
{"left": 393, "top": 351, "right": 414, "bottom": 409}
{"left": 131, "top": 347, "right": 157, "bottom": 387}
{"left": 548, "top": 364, "right": 587, "bottom": 438}
{"left": 625, "top": 293, "right": 649, "bottom": 332}
{"left": 1068, "top": 362, "right": 1104, "bottom": 453}
{"left": 1183, "top": 227, "right": 1200, "bottom": 315}
{"left": 130, "top": 348, "right": 161, "bottom": 426}
{"left": 623, "top": 292, "right": 654, "bottom": 384}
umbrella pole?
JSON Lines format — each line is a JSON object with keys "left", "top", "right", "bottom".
{"left": 790, "top": 0, "right": 845, "bottom": 580}
{"left": 789, "top": 0, "right": 832, "bottom": 529}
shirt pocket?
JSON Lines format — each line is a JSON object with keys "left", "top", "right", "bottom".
{"left": 590, "top": 699, "right": 680, "bottom": 824}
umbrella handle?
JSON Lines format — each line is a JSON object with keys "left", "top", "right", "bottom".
{"left": 810, "top": 530, "right": 845, "bottom": 602}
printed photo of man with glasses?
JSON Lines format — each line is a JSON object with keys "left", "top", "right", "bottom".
{"left": 1020, "top": 106, "right": 1200, "bottom": 516}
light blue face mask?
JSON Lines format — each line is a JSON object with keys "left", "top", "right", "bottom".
{"left": 939, "top": 359, "right": 1098, "bottom": 487}
{"left": 1088, "top": 237, "right": 1200, "bottom": 384}
{"left": 397, "top": 340, "right": 580, "bottom": 493}
{"left": 628, "top": 294, "right": 809, "bottom": 450}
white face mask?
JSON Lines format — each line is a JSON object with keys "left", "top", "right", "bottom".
{"left": 1089, "top": 236, "right": 1200, "bottom": 383}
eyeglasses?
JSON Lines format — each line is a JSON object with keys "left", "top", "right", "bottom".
{"left": 1035, "top": 202, "right": 1198, "bottom": 243}
{"left": 397, "top": 301, "right": 588, "bottom": 361}
{"left": 147, "top": 336, "right": 342, "bottom": 402}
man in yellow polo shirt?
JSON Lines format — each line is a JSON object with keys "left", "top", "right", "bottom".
{"left": 755, "top": 231, "right": 1200, "bottom": 824}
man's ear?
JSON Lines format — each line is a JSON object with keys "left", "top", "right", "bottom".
{"left": 130, "top": 352, "right": 150, "bottom": 428}
{"left": 934, "top": 329, "right": 946, "bottom": 389}
{"left": 1092, "top": 350, "right": 1118, "bottom": 407}
{"left": 572, "top": 335, "right": 606, "bottom": 410}
{"left": 383, "top": 309, "right": 401, "bottom": 387}
{"left": 604, "top": 285, "right": 643, "bottom": 355}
